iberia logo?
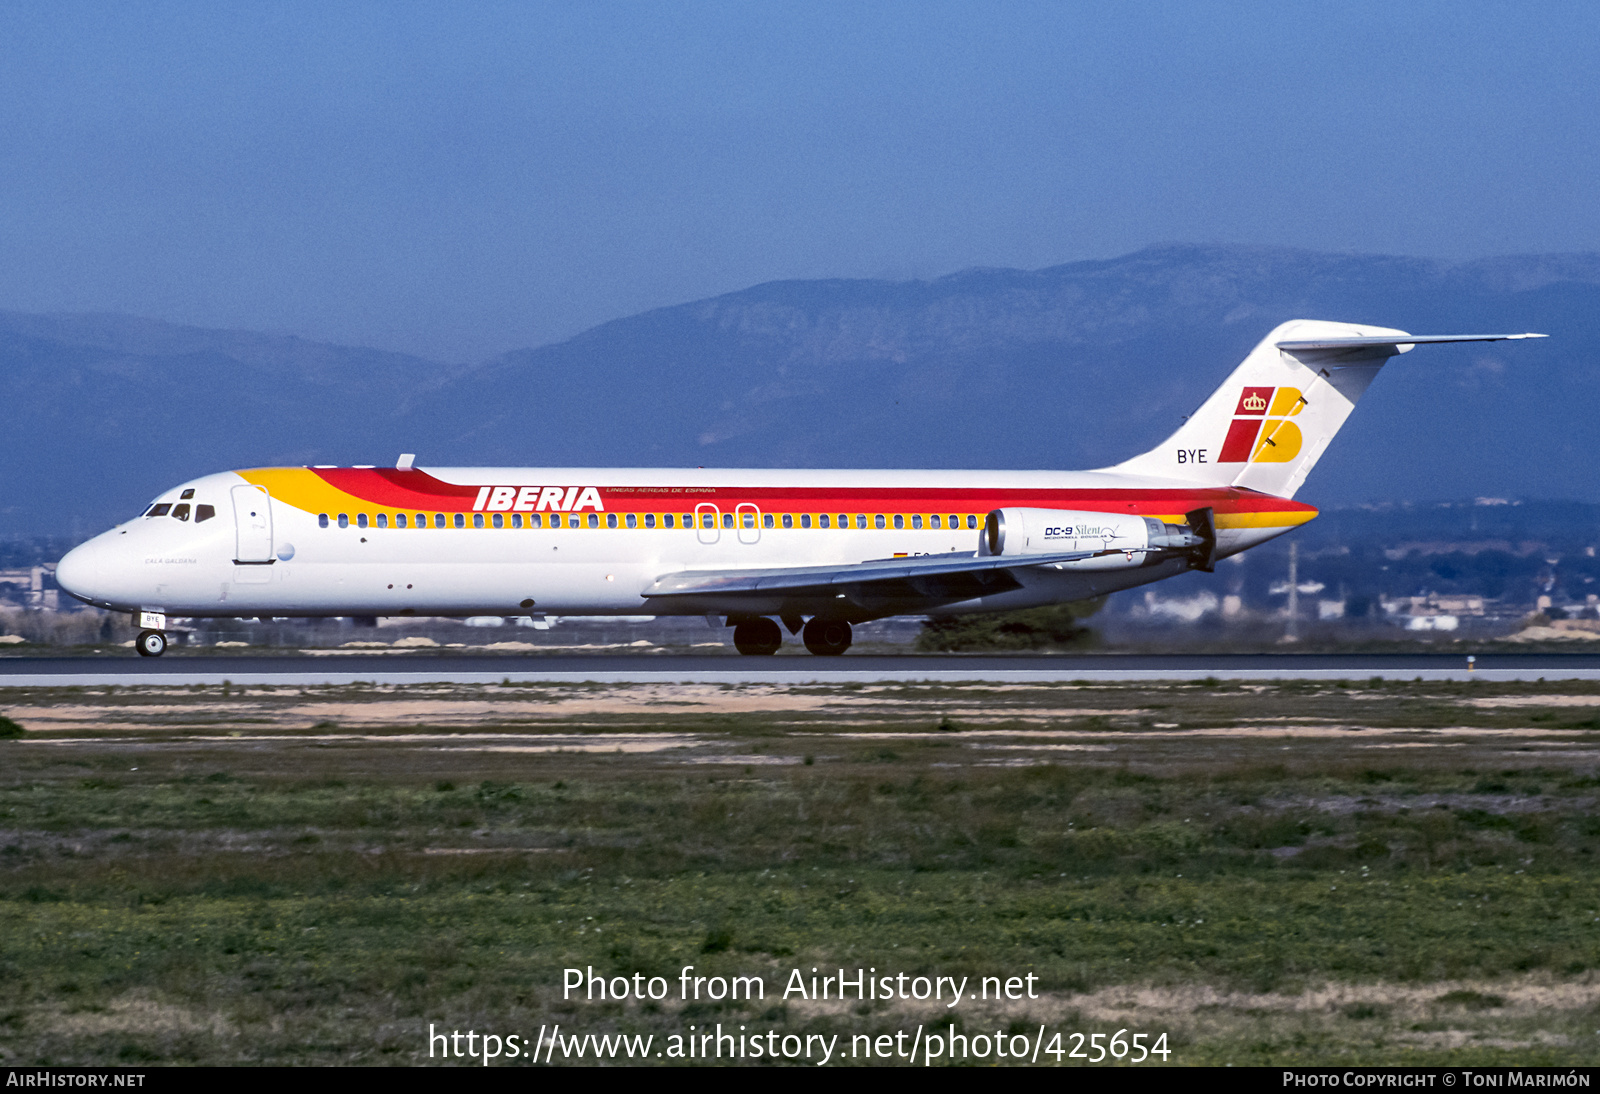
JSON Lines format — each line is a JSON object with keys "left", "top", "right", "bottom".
{"left": 1219, "top": 387, "right": 1306, "bottom": 463}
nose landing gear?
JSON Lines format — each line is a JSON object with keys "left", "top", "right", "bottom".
{"left": 135, "top": 630, "right": 168, "bottom": 658}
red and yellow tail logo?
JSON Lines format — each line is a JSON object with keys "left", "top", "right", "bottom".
{"left": 1219, "top": 387, "right": 1305, "bottom": 463}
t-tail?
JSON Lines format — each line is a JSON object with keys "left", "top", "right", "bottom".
{"left": 1108, "top": 319, "right": 1546, "bottom": 499}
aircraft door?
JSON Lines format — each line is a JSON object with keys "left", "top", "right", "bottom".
{"left": 695, "top": 503, "right": 721, "bottom": 545}
{"left": 231, "top": 485, "right": 274, "bottom": 563}
{"left": 736, "top": 502, "right": 761, "bottom": 545}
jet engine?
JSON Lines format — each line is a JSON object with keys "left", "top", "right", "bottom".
{"left": 982, "top": 507, "right": 1216, "bottom": 572}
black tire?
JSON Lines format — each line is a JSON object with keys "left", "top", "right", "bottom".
{"left": 732, "top": 617, "right": 782, "bottom": 655}
{"left": 802, "top": 619, "right": 852, "bottom": 656}
{"left": 135, "top": 630, "right": 167, "bottom": 658}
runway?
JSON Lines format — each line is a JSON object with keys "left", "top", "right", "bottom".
{"left": 3, "top": 651, "right": 1600, "bottom": 686}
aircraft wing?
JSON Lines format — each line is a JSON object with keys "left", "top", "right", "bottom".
{"left": 641, "top": 549, "right": 1096, "bottom": 601}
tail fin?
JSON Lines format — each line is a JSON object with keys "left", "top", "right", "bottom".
{"left": 1107, "top": 320, "right": 1545, "bottom": 499}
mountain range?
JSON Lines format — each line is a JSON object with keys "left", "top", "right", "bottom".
{"left": 5, "top": 243, "right": 1598, "bottom": 539}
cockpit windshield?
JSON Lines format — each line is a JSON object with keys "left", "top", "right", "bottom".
{"left": 145, "top": 503, "right": 171, "bottom": 517}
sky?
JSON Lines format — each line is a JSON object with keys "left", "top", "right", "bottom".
{"left": 1, "top": 1, "right": 1597, "bottom": 363}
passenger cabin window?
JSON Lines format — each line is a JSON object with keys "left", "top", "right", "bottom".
{"left": 473, "top": 514, "right": 485, "bottom": 529}
{"left": 196, "top": 504, "right": 215, "bottom": 523}
{"left": 966, "top": 514, "right": 977, "bottom": 529}
{"left": 318, "top": 513, "right": 329, "bottom": 528}
{"left": 912, "top": 515, "right": 922, "bottom": 529}
{"left": 818, "top": 514, "right": 828, "bottom": 528}
{"left": 434, "top": 514, "right": 445, "bottom": 528}
{"left": 587, "top": 513, "right": 599, "bottom": 528}
{"left": 338, "top": 514, "right": 349, "bottom": 529}
{"left": 180, "top": 489, "right": 195, "bottom": 500}
{"left": 172, "top": 503, "right": 191, "bottom": 521}
{"left": 893, "top": 515, "right": 904, "bottom": 529}
{"left": 930, "top": 515, "right": 941, "bottom": 529}
{"left": 949, "top": 514, "right": 959, "bottom": 529}
{"left": 840, "top": 514, "right": 849, "bottom": 529}
{"left": 376, "top": 514, "right": 388, "bottom": 528}
{"left": 492, "top": 514, "right": 503, "bottom": 528}
{"left": 659, "top": 514, "right": 671, "bottom": 529}
{"left": 147, "top": 503, "right": 172, "bottom": 517}
{"left": 875, "top": 515, "right": 886, "bottom": 529}
{"left": 511, "top": 514, "right": 522, "bottom": 528}
{"left": 453, "top": 514, "right": 465, "bottom": 528}
{"left": 395, "top": 514, "right": 407, "bottom": 528}
{"left": 607, "top": 514, "right": 619, "bottom": 529}
{"left": 626, "top": 513, "right": 637, "bottom": 529}
{"left": 722, "top": 513, "right": 734, "bottom": 529}
{"left": 530, "top": 513, "right": 542, "bottom": 528}
{"left": 644, "top": 514, "right": 655, "bottom": 529}
{"left": 357, "top": 514, "right": 369, "bottom": 529}
{"left": 799, "top": 514, "right": 809, "bottom": 528}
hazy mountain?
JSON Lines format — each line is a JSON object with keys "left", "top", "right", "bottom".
{"left": 5, "top": 243, "right": 1600, "bottom": 538}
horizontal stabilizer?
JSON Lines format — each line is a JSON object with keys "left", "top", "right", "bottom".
{"left": 642, "top": 549, "right": 1095, "bottom": 599}
{"left": 1276, "top": 333, "right": 1545, "bottom": 352}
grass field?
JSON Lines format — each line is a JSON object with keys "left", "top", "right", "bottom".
{"left": 2, "top": 677, "right": 1599, "bottom": 1065}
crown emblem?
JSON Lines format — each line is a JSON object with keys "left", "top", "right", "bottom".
{"left": 1241, "top": 393, "right": 1267, "bottom": 411}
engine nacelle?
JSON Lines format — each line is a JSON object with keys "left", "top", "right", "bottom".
{"left": 982, "top": 508, "right": 1208, "bottom": 571}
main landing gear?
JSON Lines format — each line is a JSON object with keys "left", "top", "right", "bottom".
{"left": 135, "top": 630, "right": 168, "bottom": 658}
{"left": 731, "top": 617, "right": 853, "bottom": 656}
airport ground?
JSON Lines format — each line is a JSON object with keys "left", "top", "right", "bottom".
{"left": 2, "top": 675, "right": 1599, "bottom": 1066}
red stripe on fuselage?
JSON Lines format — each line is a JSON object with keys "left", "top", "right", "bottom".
{"left": 305, "top": 470, "right": 1312, "bottom": 519}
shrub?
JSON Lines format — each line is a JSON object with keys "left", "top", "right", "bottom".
{"left": 916, "top": 599, "right": 1104, "bottom": 652}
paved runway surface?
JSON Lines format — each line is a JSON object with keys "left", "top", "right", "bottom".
{"left": 3, "top": 651, "right": 1600, "bottom": 685}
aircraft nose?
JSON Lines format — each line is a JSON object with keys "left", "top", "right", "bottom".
{"left": 55, "top": 538, "right": 106, "bottom": 602}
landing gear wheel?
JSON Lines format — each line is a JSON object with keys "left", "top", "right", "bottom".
{"left": 135, "top": 630, "right": 168, "bottom": 658}
{"left": 732, "top": 618, "right": 782, "bottom": 656}
{"left": 802, "top": 619, "right": 852, "bottom": 656}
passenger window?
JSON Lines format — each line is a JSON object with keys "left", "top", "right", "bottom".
{"left": 529, "top": 513, "right": 542, "bottom": 528}
{"left": 473, "top": 514, "right": 485, "bottom": 529}
{"left": 818, "top": 514, "right": 829, "bottom": 528}
{"left": 644, "top": 514, "right": 655, "bottom": 529}
{"left": 587, "top": 513, "right": 599, "bottom": 529}
{"left": 840, "top": 514, "right": 849, "bottom": 529}
{"left": 147, "top": 503, "right": 172, "bottom": 517}
{"left": 395, "top": 514, "right": 407, "bottom": 528}
{"left": 930, "top": 515, "right": 941, "bottom": 529}
{"left": 966, "top": 514, "right": 977, "bottom": 529}
{"left": 318, "top": 513, "right": 329, "bottom": 528}
{"left": 172, "top": 503, "right": 191, "bottom": 521}
{"left": 180, "top": 489, "right": 195, "bottom": 500}
{"left": 492, "top": 513, "right": 503, "bottom": 529}
{"left": 949, "top": 514, "right": 959, "bottom": 529}
{"left": 742, "top": 513, "right": 755, "bottom": 529}
{"left": 761, "top": 513, "right": 772, "bottom": 529}
{"left": 338, "top": 514, "right": 349, "bottom": 529}
{"left": 722, "top": 513, "right": 734, "bottom": 529}
{"left": 413, "top": 513, "right": 424, "bottom": 528}
{"left": 607, "top": 513, "right": 619, "bottom": 529}
{"left": 626, "top": 513, "right": 637, "bottom": 529}
{"left": 684, "top": 514, "right": 694, "bottom": 528}
{"left": 195, "top": 504, "right": 215, "bottom": 523}
{"left": 454, "top": 513, "right": 465, "bottom": 529}
{"left": 875, "top": 515, "right": 886, "bottom": 530}
{"left": 376, "top": 514, "right": 388, "bottom": 528}
{"left": 912, "top": 515, "right": 922, "bottom": 529}
{"left": 434, "top": 513, "right": 445, "bottom": 528}
{"left": 357, "top": 514, "right": 369, "bottom": 529}
{"left": 893, "top": 515, "right": 904, "bottom": 529}
{"left": 800, "top": 514, "right": 810, "bottom": 529}
{"left": 511, "top": 514, "right": 522, "bottom": 529}
{"left": 661, "top": 514, "right": 672, "bottom": 529}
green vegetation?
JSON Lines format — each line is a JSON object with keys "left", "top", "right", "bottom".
{"left": 0, "top": 715, "right": 22, "bottom": 739}
{"left": 2, "top": 678, "right": 1599, "bottom": 1064}
{"left": 917, "top": 599, "right": 1103, "bottom": 651}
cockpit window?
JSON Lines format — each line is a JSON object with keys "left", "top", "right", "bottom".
{"left": 180, "top": 488, "right": 195, "bottom": 500}
{"left": 195, "top": 504, "right": 216, "bottom": 523}
{"left": 146, "top": 503, "right": 172, "bottom": 517}
{"left": 172, "top": 503, "right": 191, "bottom": 521}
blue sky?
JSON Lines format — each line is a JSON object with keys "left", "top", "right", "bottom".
{"left": 1, "top": 1, "right": 1596, "bottom": 361}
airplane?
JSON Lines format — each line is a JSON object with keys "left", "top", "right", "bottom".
{"left": 54, "top": 320, "right": 1544, "bottom": 658}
